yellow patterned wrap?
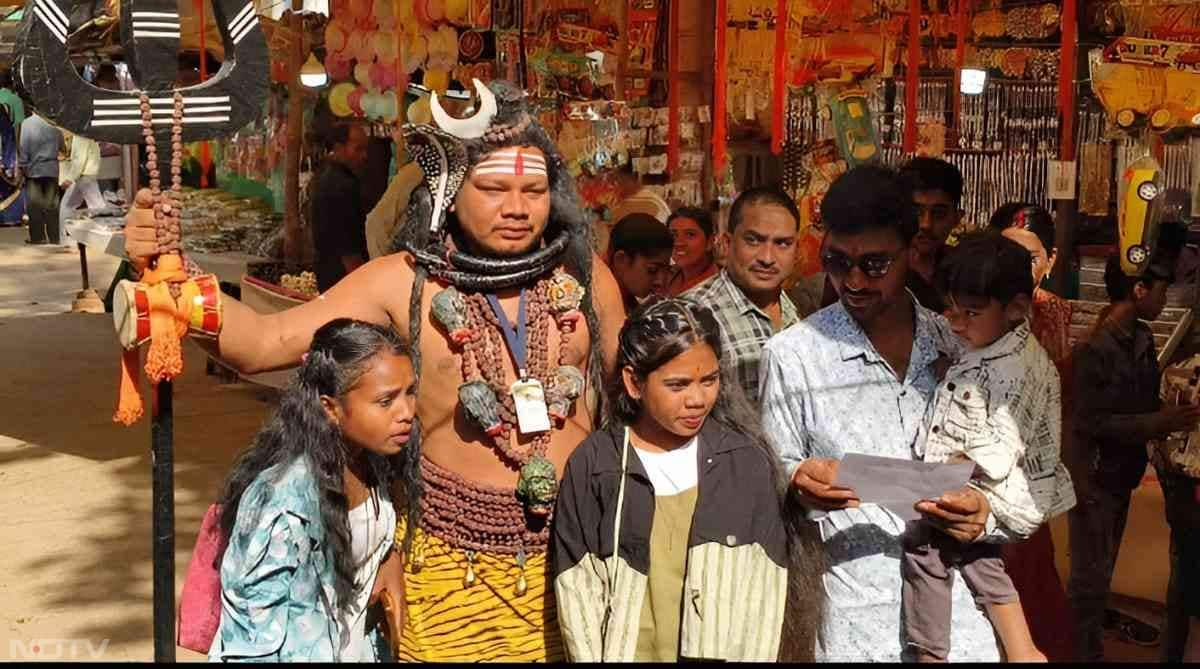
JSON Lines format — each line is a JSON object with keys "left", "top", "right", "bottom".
{"left": 393, "top": 517, "right": 565, "bottom": 662}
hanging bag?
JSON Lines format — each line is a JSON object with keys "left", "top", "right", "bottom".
{"left": 177, "top": 504, "right": 226, "bottom": 654}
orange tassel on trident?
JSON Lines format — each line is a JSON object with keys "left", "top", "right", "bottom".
{"left": 110, "top": 92, "right": 224, "bottom": 428}
{"left": 112, "top": 252, "right": 223, "bottom": 426}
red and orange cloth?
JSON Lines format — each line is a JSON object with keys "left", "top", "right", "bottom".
{"left": 114, "top": 255, "right": 222, "bottom": 426}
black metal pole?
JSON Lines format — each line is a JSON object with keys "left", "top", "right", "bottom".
{"left": 152, "top": 380, "right": 176, "bottom": 662}
{"left": 78, "top": 242, "right": 90, "bottom": 290}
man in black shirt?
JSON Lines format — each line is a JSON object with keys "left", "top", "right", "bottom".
{"left": 1069, "top": 253, "right": 1200, "bottom": 661}
{"left": 899, "top": 157, "right": 964, "bottom": 314}
{"left": 312, "top": 124, "right": 369, "bottom": 292}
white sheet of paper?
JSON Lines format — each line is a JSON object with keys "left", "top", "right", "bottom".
{"left": 835, "top": 453, "right": 976, "bottom": 521}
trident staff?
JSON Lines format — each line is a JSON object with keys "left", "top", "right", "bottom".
{"left": 15, "top": 0, "right": 268, "bottom": 660}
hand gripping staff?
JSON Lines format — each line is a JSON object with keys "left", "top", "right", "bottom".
{"left": 15, "top": 0, "right": 268, "bottom": 659}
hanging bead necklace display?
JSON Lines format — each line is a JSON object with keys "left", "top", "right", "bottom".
{"left": 879, "top": 78, "right": 1062, "bottom": 229}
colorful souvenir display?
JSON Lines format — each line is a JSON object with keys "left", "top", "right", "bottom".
{"left": 323, "top": 0, "right": 495, "bottom": 120}
{"left": 520, "top": 3, "right": 622, "bottom": 102}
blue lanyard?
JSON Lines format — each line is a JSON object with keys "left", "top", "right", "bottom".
{"left": 486, "top": 290, "right": 528, "bottom": 379}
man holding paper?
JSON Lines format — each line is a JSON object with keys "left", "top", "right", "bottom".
{"left": 759, "top": 166, "right": 1021, "bottom": 662}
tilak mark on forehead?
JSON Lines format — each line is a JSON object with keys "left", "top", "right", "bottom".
{"left": 474, "top": 147, "right": 548, "bottom": 177}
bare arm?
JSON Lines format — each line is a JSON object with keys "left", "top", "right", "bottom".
{"left": 589, "top": 253, "right": 626, "bottom": 375}
{"left": 203, "top": 255, "right": 403, "bottom": 373}
{"left": 125, "top": 190, "right": 409, "bottom": 373}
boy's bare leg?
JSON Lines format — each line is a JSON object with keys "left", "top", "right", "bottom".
{"left": 987, "top": 600, "right": 1047, "bottom": 663}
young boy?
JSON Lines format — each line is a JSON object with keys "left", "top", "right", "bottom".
{"left": 903, "top": 234, "right": 1077, "bottom": 662}
{"left": 606, "top": 213, "right": 675, "bottom": 314}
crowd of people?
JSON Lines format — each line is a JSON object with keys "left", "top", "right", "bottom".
{"left": 121, "top": 79, "right": 1200, "bottom": 662}
{"left": 11, "top": 66, "right": 123, "bottom": 249}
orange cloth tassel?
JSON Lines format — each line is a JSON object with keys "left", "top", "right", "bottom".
{"left": 143, "top": 281, "right": 185, "bottom": 383}
{"left": 114, "top": 347, "right": 145, "bottom": 426}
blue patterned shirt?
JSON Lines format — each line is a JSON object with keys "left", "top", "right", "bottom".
{"left": 209, "top": 456, "right": 389, "bottom": 662}
{"left": 758, "top": 296, "right": 1004, "bottom": 662}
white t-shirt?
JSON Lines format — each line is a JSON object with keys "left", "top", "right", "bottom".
{"left": 632, "top": 436, "right": 699, "bottom": 496}
{"left": 340, "top": 489, "right": 396, "bottom": 660}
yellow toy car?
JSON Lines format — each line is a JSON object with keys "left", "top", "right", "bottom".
{"left": 1091, "top": 48, "right": 1200, "bottom": 133}
{"left": 1118, "top": 156, "right": 1165, "bottom": 276}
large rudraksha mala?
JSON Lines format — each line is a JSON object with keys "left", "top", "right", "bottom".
{"left": 431, "top": 270, "right": 586, "bottom": 518}
{"left": 416, "top": 457, "right": 548, "bottom": 595}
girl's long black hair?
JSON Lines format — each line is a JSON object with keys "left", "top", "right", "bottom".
{"left": 605, "top": 296, "right": 827, "bottom": 661}
{"left": 216, "top": 318, "right": 408, "bottom": 614}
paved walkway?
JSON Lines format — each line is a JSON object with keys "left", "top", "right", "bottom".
{"left": 0, "top": 225, "right": 273, "bottom": 661}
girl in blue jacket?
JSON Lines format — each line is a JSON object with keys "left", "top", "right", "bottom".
{"left": 209, "top": 319, "right": 415, "bottom": 661}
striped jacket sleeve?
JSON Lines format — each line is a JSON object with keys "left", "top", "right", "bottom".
{"left": 551, "top": 449, "right": 606, "bottom": 662}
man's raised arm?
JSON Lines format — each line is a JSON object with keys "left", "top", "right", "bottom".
{"left": 124, "top": 190, "right": 404, "bottom": 374}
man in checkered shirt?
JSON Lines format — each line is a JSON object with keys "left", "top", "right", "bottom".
{"left": 683, "top": 188, "right": 800, "bottom": 405}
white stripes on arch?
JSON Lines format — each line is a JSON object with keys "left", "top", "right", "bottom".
{"left": 131, "top": 10, "right": 180, "bottom": 39}
{"left": 89, "top": 96, "right": 234, "bottom": 128}
{"left": 33, "top": 0, "right": 69, "bottom": 44}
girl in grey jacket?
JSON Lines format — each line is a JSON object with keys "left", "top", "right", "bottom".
{"left": 551, "top": 297, "right": 824, "bottom": 662}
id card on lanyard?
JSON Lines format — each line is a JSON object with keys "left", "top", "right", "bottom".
{"left": 486, "top": 291, "right": 552, "bottom": 434}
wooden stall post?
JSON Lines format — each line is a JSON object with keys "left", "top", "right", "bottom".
{"left": 283, "top": 1, "right": 304, "bottom": 264}
{"left": 903, "top": 0, "right": 920, "bottom": 153}
{"left": 1052, "top": 0, "right": 1077, "bottom": 297}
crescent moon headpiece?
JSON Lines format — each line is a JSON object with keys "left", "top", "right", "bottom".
{"left": 399, "top": 79, "right": 574, "bottom": 293}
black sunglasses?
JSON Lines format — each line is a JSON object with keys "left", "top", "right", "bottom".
{"left": 821, "top": 251, "right": 897, "bottom": 279}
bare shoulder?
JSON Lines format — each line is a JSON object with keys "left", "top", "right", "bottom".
{"left": 589, "top": 253, "right": 623, "bottom": 312}
{"left": 587, "top": 253, "right": 625, "bottom": 372}
{"left": 589, "top": 255, "right": 625, "bottom": 324}
{"left": 318, "top": 251, "right": 417, "bottom": 334}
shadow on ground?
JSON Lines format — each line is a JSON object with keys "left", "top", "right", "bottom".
{"left": 0, "top": 313, "right": 275, "bottom": 660}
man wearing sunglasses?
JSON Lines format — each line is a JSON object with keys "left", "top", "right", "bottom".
{"left": 817, "top": 157, "right": 964, "bottom": 314}
{"left": 759, "top": 165, "right": 1017, "bottom": 662}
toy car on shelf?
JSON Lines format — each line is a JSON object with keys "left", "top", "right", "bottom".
{"left": 1118, "top": 156, "right": 1166, "bottom": 276}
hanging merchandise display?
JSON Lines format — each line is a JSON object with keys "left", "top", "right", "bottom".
{"left": 830, "top": 89, "right": 881, "bottom": 167}
{"left": 521, "top": 2, "right": 621, "bottom": 102}
{"left": 1117, "top": 155, "right": 1166, "bottom": 276}
{"left": 1120, "top": 2, "right": 1200, "bottom": 46}
{"left": 1090, "top": 48, "right": 1200, "bottom": 134}
{"left": 1076, "top": 0, "right": 1200, "bottom": 250}
{"left": 1077, "top": 106, "right": 1115, "bottom": 217}
{"left": 626, "top": 0, "right": 661, "bottom": 100}
{"left": 323, "top": 0, "right": 494, "bottom": 121}
{"left": 724, "top": 0, "right": 780, "bottom": 142}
